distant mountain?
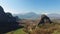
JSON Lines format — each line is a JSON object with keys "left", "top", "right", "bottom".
{"left": 14, "top": 12, "right": 40, "bottom": 19}
{"left": 13, "top": 12, "right": 60, "bottom": 19}
{"left": 47, "top": 14, "right": 60, "bottom": 19}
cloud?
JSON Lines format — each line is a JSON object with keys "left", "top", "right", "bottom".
{"left": 4, "top": 8, "right": 31, "bottom": 14}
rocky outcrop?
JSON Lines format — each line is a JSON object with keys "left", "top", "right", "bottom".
{"left": 0, "top": 6, "right": 20, "bottom": 34}
{"left": 38, "top": 14, "right": 52, "bottom": 25}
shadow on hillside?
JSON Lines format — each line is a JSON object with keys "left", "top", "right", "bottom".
{"left": 0, "top": 6, "right": 23, "bottom": 34}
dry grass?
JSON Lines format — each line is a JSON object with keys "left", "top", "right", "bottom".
{"left": 6, "top": 19, "right": 60, "bottom": 34}
{"left": 23, "top": 22, "right": 60, "bottom": 34}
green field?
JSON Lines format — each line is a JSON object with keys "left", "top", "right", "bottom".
{"left": 6, "top": 28, "right": 27, "bottom": 34}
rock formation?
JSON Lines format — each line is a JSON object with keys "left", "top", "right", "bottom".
{"left": 38, "top": 14, "right": 52, "bottom": 25}
{"left": 0, "top": 6, "right": 20, "bottom": 34}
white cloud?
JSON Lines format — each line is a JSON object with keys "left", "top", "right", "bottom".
{"left": 4, "top": 8, "right": 31, "bottom": 14}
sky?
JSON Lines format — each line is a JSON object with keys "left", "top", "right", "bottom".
{"left": 0, "top": 0, "right": 60, "bottom": 14}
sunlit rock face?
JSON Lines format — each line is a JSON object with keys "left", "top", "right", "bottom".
{"left": 38, "top": 14, "right": 52, "bottom": 25}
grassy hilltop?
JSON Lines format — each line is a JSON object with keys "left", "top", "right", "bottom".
{"left": 6, "top": 19, "right": 60, "bottom": 34}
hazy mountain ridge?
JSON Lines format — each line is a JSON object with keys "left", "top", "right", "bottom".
{"left": 13, "top": 12, "right": 60, "bottom": 19}
{"left": 47, "top": 14, "right": 60, "bottom": 19}
{"left": 14, "top": 12, "right": 40, "bottom": 19}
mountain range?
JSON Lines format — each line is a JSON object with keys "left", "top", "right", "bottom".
{"left": 13, "top": 12, "right": 60, "bottom": 19}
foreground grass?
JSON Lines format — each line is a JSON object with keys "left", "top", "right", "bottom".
{"left": 23, "top": 23, "right": 60, "bottom": 34}
{"left": 52, "top": 30, "right": 60, "bottom": 34}
{"left": 6, "top": 23, "right": 60, "bottom": 34}
{"left": 6, "top": 28, "right": 26, "bottom": 34}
